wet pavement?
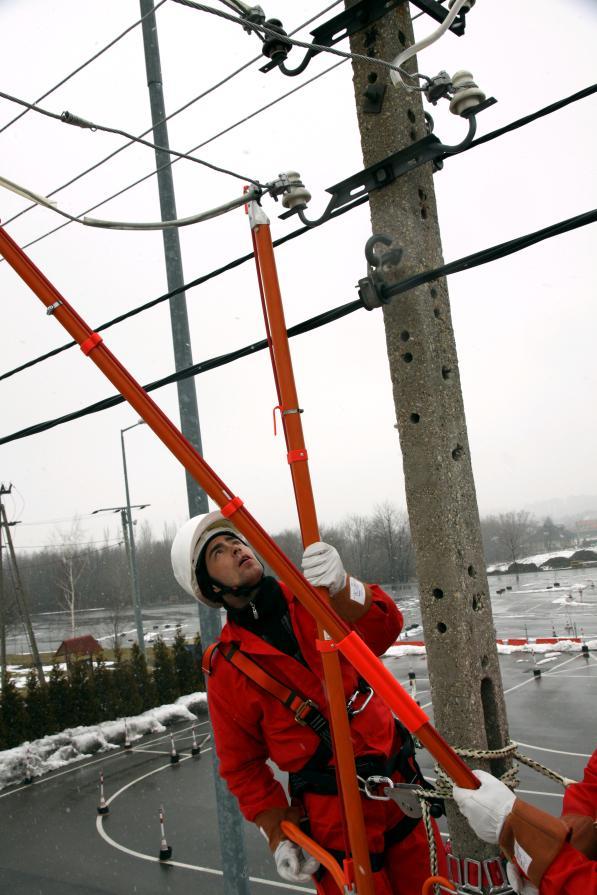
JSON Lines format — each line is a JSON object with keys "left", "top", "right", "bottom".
{"left": 1, "top": 643, "right": 595, "bottom": 895}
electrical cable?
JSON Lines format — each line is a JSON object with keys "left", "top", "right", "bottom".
{"left": 171, "top": 0, "right": 412, "bottom": 77}
{"left": 0, "top": 90, "right": 262, "bottom": 187}
{"left": 1, "top": 207, "right": 594, "bottom": 446}
{"left": 0, "top": 0, "right": 169, "bottom": 136}
{"left": 0, "top": 173, "right": 260, "bottom": 231}
{"left": 390, "top": 0, "right": 470, "bottom": 90}
{"left": 1, "top": 57, "right": 347, "bottom": 255}
{"left": 1, "top": 82, "right": 594, "bottom": 381}
{"left": 0, "top": 194, "right": 369, "bottom": 383}
{"left": 0, "top": 1, "right": 344, "bottom": 235}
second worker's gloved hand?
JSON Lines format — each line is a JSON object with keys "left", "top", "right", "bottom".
{"left": 274, "top": 840, "right": 320, "bottom": 882}
{"left": 301, "top": 542, "right": 346, "bottom": 596}
{"left": 506, "top": 862, "right": 539, "bottom": 894}
{"left": 452, "top": 769, "right": 516, "bottom": 844}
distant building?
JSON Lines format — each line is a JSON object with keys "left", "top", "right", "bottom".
{"left": 55, "top": 634, "right": 103, "bottom": 666}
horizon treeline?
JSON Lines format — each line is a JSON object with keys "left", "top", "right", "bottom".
{"left": 0, "top": 629, "right": 204, "bottom": 751}
{"left": 1, "top": 505, "right": 583, "bottom": 626}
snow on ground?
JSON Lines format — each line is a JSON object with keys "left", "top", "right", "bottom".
{"left": 385, "top": 640, "right": 597, "bottom": 658}
{"left": 488, "top": 549, "right": 579, "bottom": 573}
{"left": 0, "top": 691, "right": 207, "bottom": 792}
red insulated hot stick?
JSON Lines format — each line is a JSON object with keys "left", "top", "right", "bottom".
{"left": 0, "top": 225, "right": 479, "bottom": 792}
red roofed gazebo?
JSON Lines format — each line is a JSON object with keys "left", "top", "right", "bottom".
{"left": 55, "top": 634, "right": 103, "bottom": 666}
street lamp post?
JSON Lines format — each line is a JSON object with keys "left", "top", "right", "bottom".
{"left": 121, "top": 421, "right": 147, "bottom": 655}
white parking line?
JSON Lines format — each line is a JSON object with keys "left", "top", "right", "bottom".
{"left": 96, "top": 747, "right": 314, "bottom": 893}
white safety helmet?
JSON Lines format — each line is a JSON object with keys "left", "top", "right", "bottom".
{"left": 170, "top": 510, "right": 251, "bottom": 608}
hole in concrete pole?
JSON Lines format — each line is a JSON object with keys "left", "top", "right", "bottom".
{"left": 368, "top": 72, "right": 378, "bottom": 83}
{"left": 410, "top": 412, "right": 420, "bottom": 423}
{"left": 418, "top": 188, "right": 427, "bottom": 200}
{"left": 398, "top": 30, "right": 406, "bottom": 46}
{"left": 407, "top": 109, "right": 416, "bottom": 123}
{"left": 420, "top": 207, "right": 428, "bottom": 219}
{"left": 403, "top": 352, "right": 413, "bottom": 363}
{"left": 433, "top": 307, "right": 441, "bottom": 319}
{"left": 481, "top": 677, "right": 508, "bottom": 778}
{"left": 472, "top": 593, "right": 484, "bottom": 611}
{"left": 400, "top": 330, "right": 410, "bottom": 341}
{"left": 468, "top": 565, "right": 476, "bottom": 578}
{"left": 442, "top": 366, "right": 451, "bottom": 380}
{"left": 432, "top": 587, "right": 444, "bottom": 599}
{"left": 452, "top": 444, "right": 464, "bottom": 460}
{"left": 430, "top": 287, "right": 438, "bottom": 298}
{"left": 410, "top": 128, "right": 417, "bottom": 141}
{"left": 437, "top": 622, "right": 447, "bottom": 634}
{"left": 481, "top": 654, "right": 489, "bottom": 669}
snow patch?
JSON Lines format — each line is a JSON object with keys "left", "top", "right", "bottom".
{"left": 0, "top": 692, "right": 207, "bottom": 792}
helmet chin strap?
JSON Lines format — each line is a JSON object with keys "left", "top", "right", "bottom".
{"left": 213, "top": 563, "right": 265, "bottom": 605}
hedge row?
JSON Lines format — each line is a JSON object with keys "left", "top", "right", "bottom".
{"left": 0, "top": 629, "right": 205, "bottom": 751}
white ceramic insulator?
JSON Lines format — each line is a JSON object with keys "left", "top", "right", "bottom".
{"left": 280, "top": 171, "right": 312, "bottom": 209}
{"left": 449, "top": 69, "right": 486, "bottom": 116}
{"left": 449, "top": 0, "right": 475, "bottom": 9}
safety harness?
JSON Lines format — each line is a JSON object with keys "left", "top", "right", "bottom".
{"left": 202, "top": 640, "right": 443, "bottom": 876}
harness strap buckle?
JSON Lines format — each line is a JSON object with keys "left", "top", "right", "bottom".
{"left": 360, "top": 774, "right": 394, "bottom": 801}
{"left": 294, "top": 698, "right": 318, "bottom": 726}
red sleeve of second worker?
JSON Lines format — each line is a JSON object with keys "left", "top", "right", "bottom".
{"left": 562, "top": 748, "right": 597, "bottom": 816}
{"left": 539, "top": 844, "right": 597, "bottom": 895}
{"left": 207, "top": 664, "right": 289, "bottom": 823}
{"left": 353, "top": 583, "right": 403, "bottom": 656}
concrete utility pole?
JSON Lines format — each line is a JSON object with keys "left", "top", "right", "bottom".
{"left": 138, "top": 4, "right": 249, "bottom": 892}
{"left": 0, "top": 503, "right": 46, "bottom": 686}
{"left": 346, "top": 3, "right": 510, "bottom": 860}
{"left": 121, "top": 422, "right": 147, "bottom": 655}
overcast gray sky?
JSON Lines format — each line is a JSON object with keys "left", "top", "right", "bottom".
{"left": 0, "top": 0, "right": 595, "bottom": 552}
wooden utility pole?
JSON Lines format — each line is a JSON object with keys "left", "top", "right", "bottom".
{"left": 0, "top": 504, "right": 46, "bottom": 685}
{"left": 346, "top": 2, "right": 510, "bottom": 860}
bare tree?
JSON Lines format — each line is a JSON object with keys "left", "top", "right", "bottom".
{"left": 372, "top": 502, "right": 414, "bottom": 585}
{"left": 53, "top": 519, "right": 89, "bottom": 638}
{"left": 495, "top": 511, "right": 536, "bottom": 565}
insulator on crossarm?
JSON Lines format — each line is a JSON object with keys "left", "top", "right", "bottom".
{"left": 280, "top": 171, "right": 311, "bottom": 211}
{"left": 449, "top": 70, "right": 486, "bottom": 116}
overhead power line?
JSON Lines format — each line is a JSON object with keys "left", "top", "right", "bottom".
{"left": 0, "top": 0, "right": 169, "bottom": 136}
{"left": 0, "top": 192, "right": 369, "bottom": 382}
{"left": 1, "top": 82, "right": 594, "bottom": 382}
{"left": 0, "top": 90, "right": 261, "bottom": 187}
{"left": 1, "top": 207, "right": 594, "bottom": 446}
{"left": 0, "top": 2, "right": 344, "bottom": 235}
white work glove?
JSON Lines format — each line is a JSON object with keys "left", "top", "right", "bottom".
{"left": 452, "top": 769, "right": 516, "bottom": 844}
{"left": 506, "top": 861, "right": 539, "bottom": 894}
{"left": 301, "top": 542, "right": 346, "bottom": 596}
{"left": 274, "top": 840, "right": 320, "bottom": 882}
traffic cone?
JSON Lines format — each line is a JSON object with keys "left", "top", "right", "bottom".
{"left": 158, "top": 806, "right": 172, "bottom": 861}
{"left": 124, "top": 718, "right": 132, "bottom": 751}
{"left": 97, "top": 769, "right": 110, "bottom": 815}
{"left": 191, "top": 725, "right": 200, "bottom": 757}
{"left": 408, "top": 668, "right": 419, "bottom": 705}
{"left": 170, "top": 733, "right": 179, "bottom": 764}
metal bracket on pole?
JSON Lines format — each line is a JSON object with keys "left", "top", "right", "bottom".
{"left": 358, "top": 235, "right": 404, "bottom": 310}
{"left": 280, "top": 99, "right": 495, "bottom": 227}
{"left": 260, "top": 0, "right": 403, "bottom": 74}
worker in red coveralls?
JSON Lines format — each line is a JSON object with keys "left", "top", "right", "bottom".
{"left": 171, "top": 511, "right": 447, "bottom": 894}
{"left": 453, "top": 749, "right": 597, "bottom": 893}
